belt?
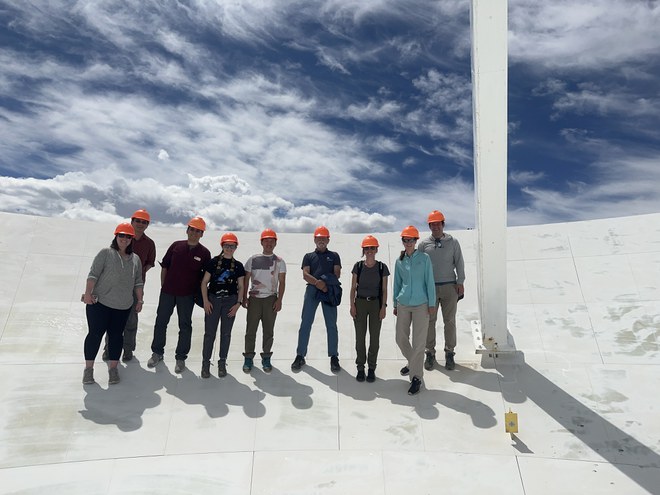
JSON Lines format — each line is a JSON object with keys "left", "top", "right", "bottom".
{"left": 435, "top": 281, "right": 456, "bottom": 286}
{"left": 356, "top": 296, "right": 379, "bottom": 301}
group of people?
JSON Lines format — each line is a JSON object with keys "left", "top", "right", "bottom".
{"left": 81, "top": 209, "right": 464, "bottom": 396}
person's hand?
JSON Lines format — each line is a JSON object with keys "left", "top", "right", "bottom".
{"left": 204, "top": 300, "right": 213, "bottom": 315}
{"left": 315, "top": 279, "right": 327, "bottom": 292}
{"left": 428, "top": 306, "right": 437, "bottom": 316}
{"left": 379, "top": 306, "right": 386, "bottom": 320}
{"left": 393, "top": 307, "right": 398, "bottom": 317}
{"left": 242, "top": 299, "right": 249, "bottom": 309}
{"left": 228, "top": 302, "right": 240, "bottom": 318}
{"left": 135, "top": 301, "right": 143, "bottom": 313}
{"left": 350, "top": 304, "right": 357, "bottom": 319}
{"left": 82, "top": 293, "right": 96, "bottom": 305}
{"left": 273, "top": 298, "right": 282, "bottom": 312}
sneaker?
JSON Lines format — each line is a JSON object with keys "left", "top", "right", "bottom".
{"left": 82, "top": 367, "right": 95, "bottom": 384}
{"left": 122, "top": 350, "right": 133, "bottom": 362}
{"left": 108, "top": 367, "right": 120, "bottom": 385}
{"left": 445, "top": 351, "right": 456, "bottom": 371}
{"left": 201, "top": 361, "right": 210, "bottom": 379}
{"left": 330, "top": 355, "right": 341, "bottom": 373}
{"left": 400, "top": 365, "right": 410, "bottom": 376}
{"left": 424, "top": 352, "right": 435, "bottom": 371}
{"left": 356, "top": 369, "right": 365, "bottom": 382}
{"left": 261, "top": 356, "right": 272, "bottom": 372}
{"left": 101, "top": 350, "right": 109, "bottom": 362}
{"left": 291, "top": 355, "right": 305, "bottom": 371}
{"left": 408, "top": 376, "right": 421, "bottom": 395}
{"left": 366, "top": 369, "right": 376, "bottom": 383}
{"left": 243, "top": 357, "right": 253, "bottom": 373}
{"left": 147, "top": 353, "right": 163, "bottom": 368}
{"left": 218, "top": 359, "right": 227, "bottom": 377}
{"left": 175, "top": 360, "right": 186, "bottom": 373}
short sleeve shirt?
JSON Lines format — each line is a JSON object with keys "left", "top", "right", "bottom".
{"left": 161, "top": 240, "right": 211, "bottom": 296}
{"left": 351, "top": 261, "right": 390, "bottom": 298}
{"left": 245, "top": 254, "right": 287, "bottom": 298}
{"left": 204, "top": 256, "right": 246, "bottom": 296}
{"left": 302, "top": 249, "right": 341, "bottom": 282}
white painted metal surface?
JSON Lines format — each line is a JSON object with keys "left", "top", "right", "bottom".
{"left": 470, "top": 0, "right": 514, "bottom": 353}
{"left": 1, "top": 211, "right": 660, "bottom": 494}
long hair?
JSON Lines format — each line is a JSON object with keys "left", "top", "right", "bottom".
{"left": 111, "top": 236, "right": 134, "bottom": 254}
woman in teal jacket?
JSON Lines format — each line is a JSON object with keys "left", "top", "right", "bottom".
{"left": 393, "top": 225, "right": 436, "bottom": 395}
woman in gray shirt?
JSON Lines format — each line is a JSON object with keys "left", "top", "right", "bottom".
{"left": 82, "top": 223, "right": 144, "bottom": 385}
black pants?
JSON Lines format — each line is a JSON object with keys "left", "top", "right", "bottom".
{"left": 84, "top": 303, "right": 131, "bottom": 361}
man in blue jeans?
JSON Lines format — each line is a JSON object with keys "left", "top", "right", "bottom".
{"left": 291, "top": 226, "right": 342, "bottom": 373}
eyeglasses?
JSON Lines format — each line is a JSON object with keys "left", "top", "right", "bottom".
{"left": 117, "top": 234, "right": 133, "bottom": 239}
{"left": 364, "top": 246, "right": 377, "bottom": 251}
{"left": 402, "top": 238, "right": 417, "bottom": 243}
{"left": 223, "top": 244, "right": 237, "bottom": 249}
{"left": 188, "top": 227, "right": 203, "bottom": 234}
{"left": 132, "top": 219, "right": 149, "bottom": 225}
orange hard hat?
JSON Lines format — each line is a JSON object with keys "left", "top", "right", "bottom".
{"left": 131, "top": 209, "right": 151, "bottom": 222}
{"left": 314, "top": 226, "right": 330, "bottom": 238}
{"left": 260, "top": 228, "right": 278, "bottom": 240}
{"left": 427, "top": 210, "right": 445, "bottom": 223}
{"left": 401, "top": 225, "right": 420, "bottom": 238}
{"left": 114, "top": 222, "right": 135, "bottom": 236}
{"left": 221, "top": 232, "right": 239, "bottom": 246}
{"left": 361, "top": 235, "right": 379, "bottom": 248}
{"left": 187, "top": 216, "right": 206, "bottom": 231}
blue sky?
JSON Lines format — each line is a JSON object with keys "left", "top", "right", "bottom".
{"left": 1, "top": 0, "right": 659, "bottom": 232}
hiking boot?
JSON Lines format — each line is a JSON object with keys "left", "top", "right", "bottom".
{"left": 366, "top": 369, "right": 376, "bottom": 383}
{"left": 175, "top": 360, "right": 186, "bottom": 373}
{"left": 445, "top": 351, "right": 456, "bottom": 371}
{"left": 122, "top": 350, "right": 133, "bottom": 362}
{"left": 242, "top": 357, "right": 253, "bottom": 373}
{"left": 400, "top": 365, "right": 410, "bottom": 376}
{"left": 356, "top": 368, "right": 365, "bottom": 382}
{"left": 408, "top": 376, "right": 421, "bottom": 395}
{"left": 108, "top": 367, "right": 120, "bottom": 385}
{"left": 147, "top": 353, "right": 163, "bottom": 368}
{"left": 261, "top": 356, "right": 272, "bottom": 372}
{"left": 330, "top": 355, "right": 341, "bottom": 373}
{"left": 101, "top": 350, "right": 109, "bottom": 362}
{"left": 424, "top": 352, "right": 435, "bottom": 371}
{"left": 82, "top": 367, "right": 95, "bottom": 384}
{"left": 291, "top": 355, "right": 305, "bottom": 371}
{"left": 201, "top": 361, "right": 210, "bottom": 379}
{"left": 218, "top": 359, "right": 227, "bottom": 377}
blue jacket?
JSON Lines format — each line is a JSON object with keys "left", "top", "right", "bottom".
{"left": 393, "top": 250, "right": 435, "bottom": 308}
{"left": 315, "top": 273, "right": 343, "bottom": 306}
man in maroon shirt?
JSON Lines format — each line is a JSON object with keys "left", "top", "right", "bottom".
{"left": 147, "top": 217, "right": 211, "bottom": 373}
{"left": 102, "top": 209, "right": 156, "bottom": 362}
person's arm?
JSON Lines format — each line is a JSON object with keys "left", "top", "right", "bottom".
{"left": 242, "top": 271, "right": 251, "bottom": 308}
{"left": 228, "top": 276, "right": 244, "bottom": 317}
{"left": 349, "top": 271, "right": 358, "bottom": 318}
{"left": 134, "top": 286, "right": 144, "bottom": 313}
{"left": 83, "top": 279, "right": 97, "bottom": 304}
{"left": 274, "top": 272, "right": 286, "bottom": 312}
{"left": 201, "top": 271, "right": 212, "bottom": 315}
{"left": 454, "top": 241, "right": 466, "bottom": 296}
{"left": 160, "top": 267, "right": 167, "bottom": 287}
{"left": 379, "top": 275, "right": 388, "bottom": 320}
{"left": 425, "top": 257, "right": 437, "bottom": 315}
{"left": 302, "top": 265, "right": 327, "bottom": 292}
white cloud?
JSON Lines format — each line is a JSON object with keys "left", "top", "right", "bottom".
{"left": 509, "top": 0, "right": 660, "bottom": 69}
{"left": 509, "top": 170, "right": 546, "bottom": 186}
{"left": 158, "top": 149, "right": 170, "bottom": 160}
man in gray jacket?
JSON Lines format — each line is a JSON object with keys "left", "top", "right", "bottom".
{"left": 417, "top": 210, "right": 465, "bottom": 370}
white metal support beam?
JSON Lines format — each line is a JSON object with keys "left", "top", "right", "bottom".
{"left": 470, "top": 0, "right": 515, "bottom": 353}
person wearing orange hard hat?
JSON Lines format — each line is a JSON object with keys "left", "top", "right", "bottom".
{"left": 417, "top": 210, "right": 465, "bottom": 371}
{"left": 349, "top": 235, "right": 390, "bottom": 383}
{"left": 82, "top": 223, "right": 144, "bottom": 385}
{"left": 101, "top": 208, "right": 156, "bottom": 363}
{"left": 199, "top": 232, "right": 246, "bottom": 378}
{"left": 291, "top": 225, "right": 342, "bottom": 373}
{"left": 240, "top": 228, "right": 287, "bottom": 373}
{"left": 392, "top": 226, "right": 436, "bottom": 396}
{"left": 147, "top": 216, "right": 211, "bottom": 373}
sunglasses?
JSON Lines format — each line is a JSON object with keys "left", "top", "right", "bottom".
{"left": 402, "top": 238, "right": 417, "bottom": 243}
{"left": 364, "top": 246, "right": 377, "bottom": 251}
{"left": 223, "top": 244, "right": 237, "bottom": 249}
{"left": 117, "top": 234, "right": 133, "bottom": 239}
{"left": 132, "top": 219, "right": 149, "bottom": 225}
{"left": 188, "top": 227, "right": 203, "bottom": 234}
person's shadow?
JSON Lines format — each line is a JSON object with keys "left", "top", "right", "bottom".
{"left": 79, "top": 357, "right": 162, "bottom": 432}
{"left": 251, "top": 366, "right": 314, "bottom": 410}
{"left": 163, "top": 363, "right": 267, "bottom": 419}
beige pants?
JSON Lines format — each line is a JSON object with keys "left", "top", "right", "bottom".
{"left": 395, "top": 303, "right": 429, "bottom": 381}
{"left": 427, "top": 283, "right": 458, "bottom": 354}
